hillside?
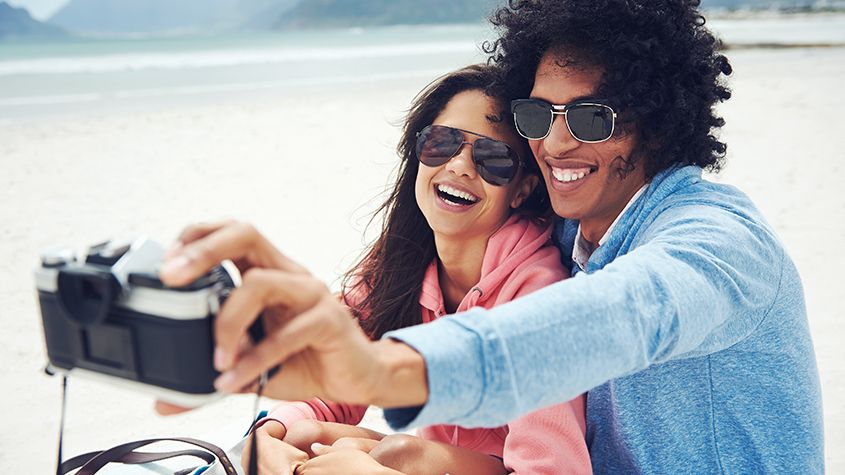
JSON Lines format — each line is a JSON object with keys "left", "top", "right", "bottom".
{"left": 275, "top": 0, "right": 840, "bottom": 28}
{"left": 39, "top": 0, "right": 844, "bottom": 36}
{"left": 49, "top": 0, "right": 299, "bottom": 34}
{"left": 275, "top": 0, "right": 499, "bottom": 28}
{"left": 0, "top": 1, "right": 65, "bottom": 38}
{"left": 702, "top": 0, "right": 830, "bottom": 7}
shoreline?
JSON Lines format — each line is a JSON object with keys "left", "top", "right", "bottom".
{"left": 723, "top": 42, "right": 845, "bottom": 49}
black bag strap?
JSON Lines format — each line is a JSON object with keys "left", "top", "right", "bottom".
{"left": 72, "top": 437, "right": 237, "bottom": 475}
{"left": 61, "top": 447, "right": 216, "bottom": 474}
{"left": 53, "top": 371, "right": 273, "bottom": 475}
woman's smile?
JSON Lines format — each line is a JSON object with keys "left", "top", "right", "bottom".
{"left": 433, "top": 182, "right": 481, "bottom": 211}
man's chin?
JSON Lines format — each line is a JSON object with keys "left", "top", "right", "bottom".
{"left": 549, "top": 202, "right": 588, "bottom": 221}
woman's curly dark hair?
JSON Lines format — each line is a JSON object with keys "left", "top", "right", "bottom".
{"left": 484, "top": 0, "right": 733, "bottom": 178}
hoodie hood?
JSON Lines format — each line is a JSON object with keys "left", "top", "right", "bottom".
{"left": 419, "top": 215, "right": 566, "bottom": 317}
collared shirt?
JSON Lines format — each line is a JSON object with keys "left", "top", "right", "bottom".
{"left": 572, "top": 185, "right": 647, "bottom": 271}
{"left": 384, "top": 165, "right": 823, "bottom": 473}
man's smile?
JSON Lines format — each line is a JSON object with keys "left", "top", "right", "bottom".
{"left": 550, "top": 166, "right": 595, "bottom": 183}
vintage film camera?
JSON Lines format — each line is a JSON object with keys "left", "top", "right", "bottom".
{"left": 35, "top": 237, "right": 258, "bottom": 407}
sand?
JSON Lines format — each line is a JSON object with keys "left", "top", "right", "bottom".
{"left": 0, "top": 46, "right": 842, "bottom": 473}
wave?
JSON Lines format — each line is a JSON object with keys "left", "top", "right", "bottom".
{"left": 0, "top": 68, "right": 449, "bottom": 106}
{"left": 0, "top": 41, "right": 478, "bottom": 76}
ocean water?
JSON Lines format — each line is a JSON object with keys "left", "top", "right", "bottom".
{"left": 0, "top": 24, "right": 492, "bottom": 121}
{"left": 0, "top": 14, "right": 843, "bottom": 121}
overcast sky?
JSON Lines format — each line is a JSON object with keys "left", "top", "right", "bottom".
{"left": 7, "top": 0, "right": 69, "bottom": 20}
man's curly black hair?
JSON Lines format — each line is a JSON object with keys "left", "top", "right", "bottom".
{"left": 484, "top": 0, "right": 733, "bottom": 179}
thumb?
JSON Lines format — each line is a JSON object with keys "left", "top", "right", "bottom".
{"left": 310, "top": 442, "right": 337, "bottom": 456}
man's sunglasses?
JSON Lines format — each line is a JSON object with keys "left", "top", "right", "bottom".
{"left": 511, "top": 99, "right": 617, "bottom": 143}
{"left": 415, "top": 124, "right": 523, "bottom": 186}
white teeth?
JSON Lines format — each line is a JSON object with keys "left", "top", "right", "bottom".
{"left": 437, "top": 184, "right": 479, "bottom": 203}
{"left": 552, "top": 168, "right": 591, "bottom": 183}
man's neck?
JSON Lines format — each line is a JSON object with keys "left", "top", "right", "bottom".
{"left": 579, "top": 183, "right": 648, "bottom": 245}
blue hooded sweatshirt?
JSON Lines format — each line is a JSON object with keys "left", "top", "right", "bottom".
{"left": 384, "top": 165, "right": 824, "bottom": 473}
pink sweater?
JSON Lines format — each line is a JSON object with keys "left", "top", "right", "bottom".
{"left": 263, "top": 215, "right": 590, "bottom": 474}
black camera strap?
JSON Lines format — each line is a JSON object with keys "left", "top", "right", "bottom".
{"left": 55, "top": 373, "right": 67, "bottom": 475}
{"left": 53, "top": 372, "right": 269, "bottom": 475}
{"left": 246, "top": 372, "right": 268, "bottom": 475}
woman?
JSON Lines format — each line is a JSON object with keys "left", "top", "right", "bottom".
{"left": 241, "top": 64, "right": 588, "bottom": 474}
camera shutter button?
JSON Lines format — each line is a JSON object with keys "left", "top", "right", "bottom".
{"left": 41, "top": 248, "right": 76, "bottom": 268}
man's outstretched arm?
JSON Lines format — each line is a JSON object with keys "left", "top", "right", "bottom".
{"left": 383, "top": 205, "right": 784, "bottom": 429}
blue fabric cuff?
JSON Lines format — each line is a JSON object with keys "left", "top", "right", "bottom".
{"left": 382, "top": 315, "right": 486, "bottom": 430}
{"left": 382, "top": 406, "right": 423, "bottom": 430}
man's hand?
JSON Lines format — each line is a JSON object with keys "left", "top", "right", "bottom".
{"left": 155, "top": 220, "right": 428, "bottom": 408}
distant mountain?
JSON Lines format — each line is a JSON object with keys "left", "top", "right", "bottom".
{"left": 275, "top": 0, "right": 500, "bottom": 28}
{"left": 0, "top": 1, "right": 65, "bottom": 38}
{"left": 49, "top": 0, "right": 300, "bottom": 35}
{"left": 243, "top": 0, "right": 302, "bottom": 29}
{"left": 38, "top": 0, "right": 845, "bottom": 36}
{"left": 274, "top": 0, "right": 840, "bottom": 28}
{"left": 701, "top": 0, "right": 838, "bottom": 8}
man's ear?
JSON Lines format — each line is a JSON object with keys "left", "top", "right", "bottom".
{"left": 511, "top": 174, "right": 539, "bottom": 209}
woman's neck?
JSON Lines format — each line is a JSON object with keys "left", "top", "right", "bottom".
{"left": 434, "top": 234, "right": 488, "bottom": 314}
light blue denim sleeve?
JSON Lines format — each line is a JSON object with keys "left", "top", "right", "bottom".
{"left": 384, "top": 204, "right": 784, "bottom": 429}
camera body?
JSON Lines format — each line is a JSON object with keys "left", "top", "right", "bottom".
{"left": 35, "top": 238, "right": 244, "bottom": 406}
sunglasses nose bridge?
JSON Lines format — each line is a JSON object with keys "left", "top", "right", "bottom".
{"left": 444, "top": 141, "right": 479, "bottom": 177}
{"left": 544, "top": 111, "right": 583, "bottom": 152}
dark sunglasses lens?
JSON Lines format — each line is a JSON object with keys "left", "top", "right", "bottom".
{"left": 416, "top": 125, "right": 462, "bottom": 167}
{"left": 567, "top": 105, "right": 614, "bottom": 142}
{"left": 474, "top": 139, "right": 519, "bottom": 186}
{"left": 513, "top": 101, "right": 552, "bottom": 139}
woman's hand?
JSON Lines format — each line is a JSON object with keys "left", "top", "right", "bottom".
{"left": 296, "top": 443, "right": 403, "bottom": 475}
{"left": 156, "top": 220, "right": 428, "bottom": 407}
{"left": 241, "top": 421, "right": 308, "bottom": 475}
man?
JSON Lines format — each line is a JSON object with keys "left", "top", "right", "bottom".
{"left": 160, "top": 0, "right": 824, "bottom": 472}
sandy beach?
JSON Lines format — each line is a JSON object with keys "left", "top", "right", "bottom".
{"left": 1, "top": 35, "right": 843, "bottom": 474}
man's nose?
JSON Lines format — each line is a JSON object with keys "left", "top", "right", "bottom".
{"left": 542, "top": 115, "right": 581, "bottom": 156}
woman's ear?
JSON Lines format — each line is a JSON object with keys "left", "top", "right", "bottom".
{"left": 511, "top": 174, "right": 539, "bottom": 209}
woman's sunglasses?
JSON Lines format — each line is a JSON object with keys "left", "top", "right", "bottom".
{"left": 415, "top": 124, "right": 523, "bottom": 186}
{"left": 511, "top": 99, "right": 617, "bottom": 143}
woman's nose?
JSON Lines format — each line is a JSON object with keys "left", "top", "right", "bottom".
{"left": 444, "top": 143, "right": 478, "bottom": 178}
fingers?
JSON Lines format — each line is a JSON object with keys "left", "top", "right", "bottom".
{"left": 165, "top": 220, "right": 231, "bottom": 259}
{"left": 215, "top": 297, "right": 338, "bottom": 393}
{"left": 175, "top": 220, "right": 235, "bottom": 247}
{"left": 213, "top": 269, "right": 330, "bottom": 373}
{"left": 240, "top": 435, "right": 254, "bottom": 469}
{"left": 330, "top": 437, "right": 380, "bottom": 453}
{"left": 153, "top": 400, "right": 190, "bottom": 416}
{"left": 160, "top": 220, "right": 309, "bottom": 288}
{"left": 160, "top": 221, "right": 262, "bottom": 287}
{"left": 242, "top": 426, "right": 307, "bottom": 475}
{"left": 310, "top": 442, "right": 333, "bottom": 456}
